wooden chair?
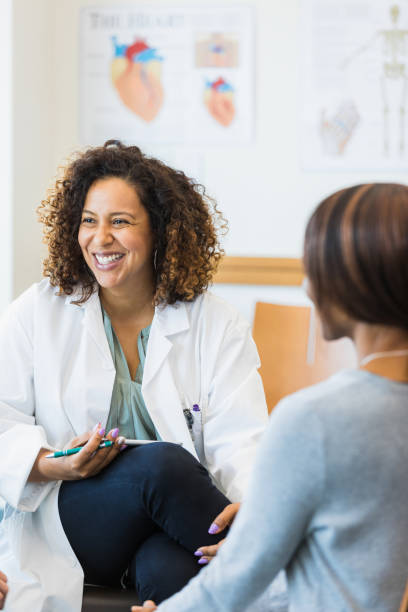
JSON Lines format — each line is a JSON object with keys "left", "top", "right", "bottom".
{"left": 400, "top": 580, "right": 408, "bottom": 612}
{"left": 252, "top": 302, "right": 357, "bottom": 412}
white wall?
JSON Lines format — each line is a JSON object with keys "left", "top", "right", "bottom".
{"left": 10, "top": 0, "right": 408, "bottom": 320}
{"left": 0, "top": 0, "right": 13, "bottom": 310}
{"left": 12, "top": 0, "right": 56, "bottom": 298}
{"left": 211, "top": 283, "right": 309, "bottom": 323}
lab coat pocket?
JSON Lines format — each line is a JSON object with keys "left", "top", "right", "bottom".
{"left": 183, "top": 402, "right": 206, "bottom": 467}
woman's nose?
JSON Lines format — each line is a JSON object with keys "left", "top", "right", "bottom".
{"left": 94, "top": 223, "right": 113, "bottom": 245}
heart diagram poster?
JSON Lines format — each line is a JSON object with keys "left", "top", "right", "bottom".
{"left": 79, "top": 6, "right": 254, "bottom": 146}
{"left": 300, "top": 0, "right": 408, "bottom": 170}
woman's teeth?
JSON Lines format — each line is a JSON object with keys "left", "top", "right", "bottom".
{"left": 95, "top": 253, "right": 123, "bottom": 264}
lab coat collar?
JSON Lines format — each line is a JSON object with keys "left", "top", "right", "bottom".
{"left": 153, "top": 300, "right": 189, "bottom": 337}
{"left": 142, "top": 301, "right": 190, "bottom": 389}
{"left": 65, "top": 287, "right": 112, "bottom": 369}
{"left": 64, "top": 286, "right": 190, "bottom": 338}
{"left": 65, "top": 286, "right": 191, "bottom": 384}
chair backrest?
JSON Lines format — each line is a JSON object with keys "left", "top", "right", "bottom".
{"left": 252, "top": 302, "right": 357, "bottom": 412}
{"left": 400, "top": 581, "right": 408, "bottom": 612}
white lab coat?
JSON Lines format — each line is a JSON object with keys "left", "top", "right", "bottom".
{"left": 0, "top": 279, "right": 268, "bottom": 612}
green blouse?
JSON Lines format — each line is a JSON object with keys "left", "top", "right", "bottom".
{"left": 103, "top": 310, "right": 158, "bottom": 440}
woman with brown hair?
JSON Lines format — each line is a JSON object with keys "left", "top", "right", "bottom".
{"left": 0, "top": 141, "right": 267, "bottom": 611}
{"left": 132, "top": 183, "right": 408, "bottom": 612}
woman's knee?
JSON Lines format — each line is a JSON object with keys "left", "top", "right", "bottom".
{"left": 139, "top": 442, "right": 202, "bottom": 480}
{"left": 118, "top": 442, "right": 203, "bottom": 485}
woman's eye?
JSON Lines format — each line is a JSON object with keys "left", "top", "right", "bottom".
{"left": 81, "top": 217, "right": 95, "bottom": 224}
{"left": 112, "top": 218, "right": 129, "bottom": 225}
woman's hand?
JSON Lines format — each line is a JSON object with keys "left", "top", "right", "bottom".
{"left": 194, "top": 503, "right": 240, "bottom": 564}
{"left": 58, "top": 425, "right": 125, "bottom": 480}
{"left": 30, "top": 425, "right": 126, "bottom": 482}
{"left": 0, "top": 571, "right": 8, "bottom": 610}
{"left": 131, "top": 601, "right": 157, "bottom": 611}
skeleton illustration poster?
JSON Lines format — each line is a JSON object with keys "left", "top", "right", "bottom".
{"left": 300, "top": 1, "right": 408, "bottom": 170}
{"left": 79, "top": 6, "right": 254, "bottom": 146}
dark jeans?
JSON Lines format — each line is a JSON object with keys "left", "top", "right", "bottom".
{"left": 58, "top": 442, "right": 230, "bottom": 603}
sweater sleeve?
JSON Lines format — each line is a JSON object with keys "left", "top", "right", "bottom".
{"left": 158, "top": 397, "right": 325, "bottom": 611}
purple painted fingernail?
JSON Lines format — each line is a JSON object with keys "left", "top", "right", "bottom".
{"left": 194, "top": 550, "right": 203, "bottom": 557}
{"left": 111, "top": 428, "right": 119, "bottom": 438}
{"left": 193, "top": 404, "right": 200, "bottom": 412}
{"left": 198, "top": 558, "right": 208, "bottom": 565}
{"left": 120, "top": 444, "right": 128, "bottom": 452}
{"left": 98, "top": 427, "right": 106, "bottom": 437}
{"left": 208, "top": 523, "right": 219, "bottom": 535}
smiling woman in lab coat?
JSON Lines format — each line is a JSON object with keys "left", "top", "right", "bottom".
{"left": 0, "top": 141, "right": 268, "bottom": 612}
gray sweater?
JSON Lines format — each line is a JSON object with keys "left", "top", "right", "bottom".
{"left": 158, "top": 369, "right": 408, "bottom": 611}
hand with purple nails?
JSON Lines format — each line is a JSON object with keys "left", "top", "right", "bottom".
{"left": 194, "top": 502, "right": 240, "bottom": 564}
{"left": 0, "top": 571, "right": 8, "bottom": 610}
{"left": 32, "top": 424, "right": 125, "bottom": 482}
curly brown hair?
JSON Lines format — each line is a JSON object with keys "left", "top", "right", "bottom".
{"left": 38, "top": 140, "right": 227, "bottom": 305}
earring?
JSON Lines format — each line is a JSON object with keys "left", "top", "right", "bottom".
{"left": 153, "top": 249, "right": 158, "bottom": 271}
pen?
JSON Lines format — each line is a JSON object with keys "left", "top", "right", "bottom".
{"left": 46, "top": 439, "right": 181, "bottom": 458}
{"left": 45, "top": 441, "right": 114, "bottom": 459}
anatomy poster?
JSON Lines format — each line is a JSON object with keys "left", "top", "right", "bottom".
{"left": 79, "top": 6, "right": 254, "bottom": 146}
{"left": 300, "top": 0, "right": 408, "bottom": 170}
